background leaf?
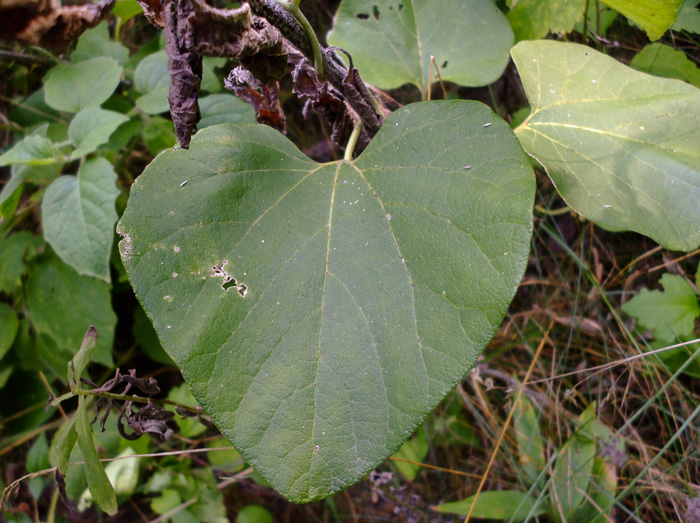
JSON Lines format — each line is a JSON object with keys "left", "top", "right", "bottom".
{"left": 512, "top": 40, "right": 700, "bottom": 252}
{"left": 25, "top": 253, "right": 115, "bottom": 367}
{"left": 118, "top": 101, "right": 534, "bottom": 502}
{"left": 630, "top": 43, "right": 700, "bottom": 88}
{"left": 550, "top": 432, "right": 596, "bottom": 522}
{"left": 71, "top": 22, "right": 129, "bottom": 66}
{"left": 435, "top": 490, "right": 546, "bottom": 520}
{"left": 599, "top": 0, "right": 683, "bottom": 40}
{"left": 327, "top": 0, "right": 513, "bottom": 92}
{"left": 0, "top": 303, "right": 19, "bottom": 361}
{"left": 69, "top": 107, "right": 129, "bottom": 159}
{"left": 44, "top": 58, "right": 123, "bottom": 113}
{"left": 42, "top": 158, "right": 120, "bottom": 281}
{"left": 513, "top": 394, "right": 545, "bottom": 485}
{"left": 198, "top": 94, "right": 256, "bottom": 129}
{"left": 392, "top": 427, "right": 429, "bottom": 481}
{"left": 507, "top": 0, "right": 586, "bottom": 42}
{"left": 672, "top": 0, "right": 700, "bottom": 33}
{"left": 0, "top": 135, "right": 63, "bottom": 166}
{"left": 134, "top": 50, "right": 170, "bottom": 114}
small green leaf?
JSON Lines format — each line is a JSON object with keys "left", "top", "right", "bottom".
{"left": 0, "top": 170, "right": 23, "bottom": 220}
{"left": 78, "top": 447, "right": 139, "bottom": 510}
{"left": 550, "top": 433, "right": 596, "bottom": 522}
{"left": 507, "top": 0, "right": 586, "bottom": 41}
{"left": 56, "top": 417, "right": 78, "bottom": 475}
{"left": 75, "top": 395, "right": 117, "bottom": 514}
{"left": 27, "top": 433, "right": 50, "bottom": 473}
{"left": 573, "top": 457, "right": 617, "bottom": 523}
{"left": 236, "top": 505, "right": 273, "bottom": 523}
{"left": 207, "top": 437, "right": 245, "bottom": 471}
{"left": 672, "top": 0, "right": 700, "bottom": 32}
{"left": 435, "top": 490, "right": 546, "bottom": 520}
{"left": 0, "top": 304, "right": 19, "bottom": 361}
{"left": 118, "top": 101, "right": 535, "bottom": 501}
{"left": 72, "top": 22, "right": 129, "bottom": 66}
{"left": 135, "top": 88, "right": 170, "bottom": 115}
{"left": 0, "top": 135, "right": 63, "bottom": 166}
{"left": 68, "top": 326, "right": 99, "bottom": 387}
{"left": 328, "top": 0, "right": 513, "bottom": 92}
{"left": 42, "top": 158, "right": 119, "bottom": 281}
{"left": 630, "top": 43, "right": 700, "bottom": 88}
{"left": 201, "top": 57, "right": 226, "bottom": 93}
{"left": 44, "top": 58, "right": 123, "bottom": 113}
{"left": 198, "top": 94, "right": 256, "bottom": 129}
{"left": 141, "top": 116, "right": 176, "bottom": 156}
{"left": 25, "top": 253, "right": 116, "bottom": 367}
{"left": 69, "top": 107, "right": 129, "bottom": 159}
{"left": 134, "top": 50, "right": 169, "bottom": 93}
{"left": 513, "top": 40, "right": 700, "bottom": 252}
{"left": 112, "top": 0, "right": 144, "bottom": 25}
{"left": 599, "top": 0, "right": 683, "bottom": 40}
{"left": 0, "top": 232, "right": 43, "bottom": 295}
{"left": 392, "top": 428, "right": 429, "bottom": 481}
{"left": 622, "top": 273, "right": 700, "bottom": 343}
{"left": 513, "top": 394, "right": 545, "bottom": 485}
{"left": 151, "top": 489, "right": 181, "bottom": 515}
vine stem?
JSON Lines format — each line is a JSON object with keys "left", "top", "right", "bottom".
{"left": 75, "top": 390, "right": 202, "bottom": 414}
{"left": 344, "top": 121, "right": 363, "bottom": 161}
{"left": 274, "top": 0, "right": 324, "bottom": 80}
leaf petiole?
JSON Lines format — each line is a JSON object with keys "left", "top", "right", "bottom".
{"left": 274, "top": 0, "right": 324, "bottom": 80}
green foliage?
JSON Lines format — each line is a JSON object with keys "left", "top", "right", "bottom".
{"left": 630, "top": 43, "right": 700, "bottom": 88}
{"left": 672, "top": 0, "right": 700, "bottom": 32}
{"left": 68, "top": 107, "right": 129, "bottom": 159}
{"left": 44, "top": 57, "right": 123, "bottom": 113}
{"left": 599, "top": 0, "right": 683, "bottom": 40}
{"left": 392, "top": 428, "right": 429, "bottom": 481}
{"left": 507, "top": 0, "right": 586, "bottom": 41}
{"left": 118, "top": 102, "right": 535, "bottom": 501}
{"left": 512, "top": 40, "right": 700, "bottom": 252}
{"left": 43, "top": 158, "right": 120, "bottom": 280}
{"left": 328, "top": 0, "right": 513, "bottom": 93}
{"left": 622, "top": 270, "right": 700, "bottom": 376}
{"left": 436, "top": 490, "right": 546, "bottom": 520}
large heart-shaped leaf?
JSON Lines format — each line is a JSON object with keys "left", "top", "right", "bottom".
{"left": 327, "top": 0, "right": 513, "bottom": 93}
{"left": 512, "top": 40, "right": 700, "bottom": 252}
{"left": 118, "top": 101, "right": 534, "bottom": 501}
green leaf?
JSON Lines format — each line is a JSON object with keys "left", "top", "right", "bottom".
{"left": 44, "top": 58, "right": 123, "bottom": 113}
{"left": 0, "top": 232, "right": 43, "bottom": 295}
{"left": 27, "top": 433, "right": 50, "bottom": 473}
{"left": 141, "top": 116, "right": 176, "bottom": 156}
{"left": 328, "top": 0, "right": 513, "bottom": 92}
{"left": 42, "top": 158, "right": 120, "bottom": 281}
{"left": 68, "top": 326, "right": 99, "bottom": 388}
{"left": 198, "top": 94, "right": 256, "bottom": 129}
{"left": 201, "top": 57, "right": 226, "bottom": 93}
{"left": 25, "top": 253, "right": 116, "bottom": 367}
{"left": 134, "top": 50, "right": 169, "bottom": 93}
{"left": 72, "top": 22, "right": 129, "bottom": 66}
{"left": 0, "top": 170, "right": 23, "bottom": 220}
{"left": 112, "top": 0, "right": 144, "bottom": 25}
{"left": 507, "top": 0, "right": 586, "bottom": 41}
{"left": 69, "top": 107, "right": 129, "bottom": 159}
{"left": 573, "top": 457, "right": 617, "bottom": 523}
{"left": 0, "top": 135, "right": 63, "bottom": 166}
{"left": 236, "top": 505, "right": 273, "bottom": 523}
{"left": 75, "top": 395, "right": 117, "bottom": 514}
{"left": 0, "top": 303, "right": 19, "bottom": 361}
{"left": 550, "top": 433, "right": 596, "bottom": 522}
{"left": 135, "top": 88, "right": 170, "bottom": 115}
{"left": 435, "top": 490, "right": 546, "bottom": 520}
{"left": 118, "top": 100, "right": 535, "bottom": 502}
{"left": 630, "top": 43, "right": 700, "bottom": 88}
{"left": 512, "top": 40, "right": 700, "bottom": 252}
{"left": 56, "top": 417, "right": 78, "bottom": 475}
{"left": 672, "top": 0, "right": 700, "bottom": 32}
{"left": 392, "top": 427, "right": 428, "bottom": 481}
{"left": 599, "top": 0, "right": 683, "bottom": 40}
{"left": 133, "top": 305, "right": 174, "bottom": 365}
{"left": 513, "top": 394, "right": 545, "bottom": 485}
{"left": 79, "top": 447, "right": 139, "bottom": 510}
{"left": 622, "top": 273, "right": 699, "bottom": 342}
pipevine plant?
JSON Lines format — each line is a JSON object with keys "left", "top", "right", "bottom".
{"left": 0, "top": 0, "right": 698, "bottom": 516}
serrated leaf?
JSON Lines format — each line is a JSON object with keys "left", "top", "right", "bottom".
{"left": 198, "top": 94, "right": 256, "bottom": 129}
{"left": 672, "top": 0, "right": 700, "bottom": 33}
{"left": 118, "top": 101, "right": 534, "bottom": 501}
{"left": 72, "top": 22, "right": 129, "bottom": 66}
{"left": 507, "top": 0, "right": 586, "bottom": 41}
{"left": 622, "top": 273, "right": 699, "bottom": 342}
{"left": 435, "top": 490, "right": 546, "bottom": 520}
{"left": 550, "top": 433, "right": 596, "bottom": 522}
{"left": 599, "top": 0, "right": 683, "bottom": 40}
{"left": 630, "top": 43, "right": 700, "bottom": 88}
{"left": 26, "top": 253, "right": 115, "bottom": 367}
{"left": 75, "top": 396, "right": 117, "bottom": 514}
{"left": 327, "top": 0, "right": 513, "bottom": 92}
{"left": 44, "top": 58, "right": 123, "bottom": 113}
{"left": 42, "top": 158, "right": 119, "bottom": 281}
{"left": 513, "top": 40, "right": 700, "bottom": 252}
{"left": 69, "top": 107, "right": 129, "bottom": 159}
{"left": 0, "top": 135, "right": 63, "bottom": 166}
{"left": 0, "top": 303, "right": 19, "bottom": 361}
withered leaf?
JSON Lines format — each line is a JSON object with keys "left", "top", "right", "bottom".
{"left": 0, "top": 0, "right": 115, "bottom": 49}
{"left": 226, "top": 67, "right": 286, "bottom": 133}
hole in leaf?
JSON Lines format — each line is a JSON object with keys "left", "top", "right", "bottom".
{"left": 398, "top": 3, "right": 404, "bottom": 10}
{"left": 372, "top": 5, "right": 380, "bottom": 19}
{"left": 238, "top": 284, "right": 248, "bottom": 297}
{"left": 222, "top": 277, "right": 238, "bottom": 291}
{"left": 356, "top": 13, "right": 369, "bottom": 19}
{"left": 441, "top": 60, "right": 448, "bottom": 68}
